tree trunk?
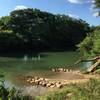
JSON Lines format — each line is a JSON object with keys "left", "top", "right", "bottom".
{"left": 87, "top": 59, "right": 100, "bottom": 72}
{"left": 75, "top": 56, "right": 100, "bottom": 72}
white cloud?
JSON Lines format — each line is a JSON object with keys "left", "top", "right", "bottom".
{"left": 67, "top": 0, "right": 85, "bottom": 4}
{"left": 89, "top": 0, "right": 99, "bottom": 17}
{"left": 14, "top": 5, "right": 27, "bottom": 10}
{"left": 67, "top": 0, "right": 93, "bottom": 4}
{"left": 93, "top": 12, "right": 99, "bottom": 17}
{"left": 68, "top": 14, "right": 79, "bottom": 18}
{"left": 91, "top": 0, "right": 95, "bottom": 3}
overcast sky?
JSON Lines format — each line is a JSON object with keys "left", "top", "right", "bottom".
{"left": 0, "top": 0, "right": 100, "bottom": 25}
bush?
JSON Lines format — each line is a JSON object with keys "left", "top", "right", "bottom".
{"left": 0, "top": 80, "right": 33, "bottom": 100}
{"left": 78, "top": 27, "right": 100, "bottom": 57}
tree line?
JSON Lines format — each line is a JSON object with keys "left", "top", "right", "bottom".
{"left": 77, "top": 26, "right": 100, "bottom": 57}
{"left": 95, "top": 0, "right": 100, "bottom": 15}
{"left": 0, "top": 8, "right": 91, "bottom": 53}
{"left": 78, "top": 0, "right": 100, "bottom": 57}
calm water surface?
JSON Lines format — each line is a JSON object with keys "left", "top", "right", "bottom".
{"left": 0, "top": 52, "right": 90, "bottom": 95}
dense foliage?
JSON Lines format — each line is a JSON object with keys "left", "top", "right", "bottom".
{"left": 0, "top": 80, "right": 33, "bottom": 100}
{"left": 94, "top": 0, "right": 100, "bottom": 16}
{"left": 95, "top": 0, "right": 100, "bottom": 10}
{"left": 77, "top": 26, "right": 100, "bottom": 57}
{"left": 0, "top": 8, "right": 90, "bottom": 53}
{"left": 77, "top": 0, "right": 100, "bottom": 70}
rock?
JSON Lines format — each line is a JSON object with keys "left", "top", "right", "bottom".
{"left": 55, "top": 82, "right": 62, "bottom": 88}
{"left": 26, "top": 76, "right": 69, "bottom": 89}
{"left": 35, "top": 77, "right": 39, "bottom": 80}
{"left": 65, "top": 69, "right": 67, "bottom": 71}
{"left": 51, "top": 68, "right": 56, "bottom": 72}
{"left": 34, "top": 80, "right": 40, "bottom": 85}
{"left": 50, "top": 85, "right": 56, "bottom": 88}
{"left": 45, "top": 78, "right": 49, "bottom": 82}
{"left": 69, "top": 69, "right": 72, "bottom": 72}
{"left": 32, "top": 78, "right": 35, "bottom": 81}
{"left": 39, "top": 78, "right": 45, "bottom": 81}
{"left": 46, "top": 83, "right": 52, "bottom": 87}
{"left": 26, "top": 78, "right": 32, "bottom": 82}
{"left": 59, "top": 68, "right": 64, "bottom": 72}
{"left": 50, "top": 67, "right": 78, "bottom": 73}
{"left": 56, "top": 83, "right": 62, "bottom": 88}
{"left": 30, "top": 80, "right": 35, "bottom": 84}
{"left": 51, "top": 82, "right": 55, "bottom": 85}
{"left": 39, "top": 81, "right": 43, "bottom": 85}
{"left": 63, "top": 69, "right": 66, "bottom": 72}
{"left": 41, "top": 82, "right": 46, "bottom": 87}
{"left": 61, "top": 82, "right": 67, "bottom": 86}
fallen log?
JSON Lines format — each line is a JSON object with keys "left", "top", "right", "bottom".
{"left": 75, "top": 56, "right": 100, "bottom": 64}
{"left": 87, "top": 59, "right": 100, "bottom": 72}
{"left": 75, "top": 56, "right": 100, "bottom": 72}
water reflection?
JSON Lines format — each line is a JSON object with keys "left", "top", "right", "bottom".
{"left": 82, "top": 61, "right": 93, "bottom": 69}
{"left": 23, "top": 54, "right": 28, "bottom": 61}
{"left": 23, "top": 85, "right": 47, "bottom": 96}
{"left": 23, "top": 54, "right": 41, "bottom": 61}
{"left": 4, "top": 80, "right": 47, "bottom": 96}
{"left": 32, "top": 55, "right": 40, "bottom": 61}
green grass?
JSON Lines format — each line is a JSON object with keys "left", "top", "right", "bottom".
{"left": 0, "top": 78, "right": 100, "bottom": 100}
{"left": 35, "top": 79, "right": 100, "bottom": 100}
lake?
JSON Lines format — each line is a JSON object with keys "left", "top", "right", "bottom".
{"left": 0, "top": 51, "right": 89, "bottom": 96}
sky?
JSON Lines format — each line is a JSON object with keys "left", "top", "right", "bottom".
{"left": 0, "top": 0, "right": 100, "bottom": 26}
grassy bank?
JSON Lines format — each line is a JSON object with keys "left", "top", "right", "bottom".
{"left": 0, "top": 72, "right": 100, "bottom": 100}
{"left": 35, "top": 79, "right": 100, "bottom": 100}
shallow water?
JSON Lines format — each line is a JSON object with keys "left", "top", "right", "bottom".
{"left": 0, "top": 52, "right": 91, "bottom": 96}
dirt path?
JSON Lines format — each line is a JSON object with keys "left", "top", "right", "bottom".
{"left": 18, "top": 71, "right": 100, "bottom": 89}
{"left": 19, "top": 71, "right": 100, "bottom": 82}
{"left": 17, "top": 71, "right": 100, "bottom": 97}
{"left": 45, "top": 72, "right": 100, "bottom": 85}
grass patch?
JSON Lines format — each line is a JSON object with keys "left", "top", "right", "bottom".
{"left": 36, "top": 79, "right": 100, "bottom": 100}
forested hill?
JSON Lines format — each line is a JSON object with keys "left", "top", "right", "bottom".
{"left": 0, "top": 8, "right": 91, "bottom": 53}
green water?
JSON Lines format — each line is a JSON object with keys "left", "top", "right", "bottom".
{"left": 0, "top": 52, "right": 84, "bottom": 83}
{"left": 0, "top": 52, "right": 86, "bottom": 84}
{"left": 0, "top": 51, "right": 89, "bottom": 95}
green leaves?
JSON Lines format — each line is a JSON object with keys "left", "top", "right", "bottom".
{"left": 78, "top": 26, "right": 100, "bottom": 57}
{"left": 95, "top": 0, "right": 100, "bottom": 8}
{"left": 94, "top": 0, "right": 100, "bottom": 16}
{"left": 0, "top": 8, "right": 90, "bottom": 52}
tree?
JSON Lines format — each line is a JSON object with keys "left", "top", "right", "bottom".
{"left": 94, "top": 0, "right": 100, "bottom": 16}
{"left": 75, "top": 55, "right": 100, "bottom": 72}
{"left": 78, "top": 26, "right": 100, "bottom": 57}
{"left": 95, "top": 0, "right": 100, "bottom": 9}
{"left": 0, "top": 8, "right": 91, "bottom": 52}
{"left": 0, "top": 16, "right": 11, "bottom": 31}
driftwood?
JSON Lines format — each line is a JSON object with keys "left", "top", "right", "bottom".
{"left": 75, "top": 56, "right": 100, "bottom": 72}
